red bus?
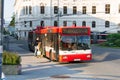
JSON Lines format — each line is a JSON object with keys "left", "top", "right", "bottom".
{"left": 28, "top": 26, "right": 92, "bottom": 63}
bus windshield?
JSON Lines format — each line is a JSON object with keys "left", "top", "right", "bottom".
{"left": 60, "top": 35, "right": 90, "bottom": 50}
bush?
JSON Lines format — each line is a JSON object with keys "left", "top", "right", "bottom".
{"left": 107, "top": 33, "right": 120, "bottom": 47}
{"left": 100, "top": 33, "right": 120, "bottom": 48}
{"left": 2, "top": 51, "right": 21, "bottom": 65}
{"left": 107, "top": 33, "right": 120, "bottom": 42}
{"left": 114, "top": 39, "right": 120, "bottom": 47}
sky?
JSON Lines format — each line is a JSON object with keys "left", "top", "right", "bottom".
{"left": 4, "top": 0, "right": 15, "bottom": 23}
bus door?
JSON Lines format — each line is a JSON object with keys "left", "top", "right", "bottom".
{"left": 53, "top": 33, "right": 59, "bottom": 61}
{"left": 44, "top": 33, "right": 58, "bottom": 61}
{"left": 28, "top": 31, "right": 36, "bottom": 51}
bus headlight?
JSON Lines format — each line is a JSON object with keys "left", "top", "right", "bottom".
{"left": 63, "top": 56, "right": 68, "bottom": 59}
{"left": 87, "top": 55, "right": 91, "bottom": 58}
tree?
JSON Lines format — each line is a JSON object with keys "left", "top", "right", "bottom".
{"left": 9, "top": 15, "right": 15, "bottom": 27}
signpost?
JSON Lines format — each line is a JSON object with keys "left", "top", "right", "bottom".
{"left": 0, "top": 0, "right": 4, "bottom": 79}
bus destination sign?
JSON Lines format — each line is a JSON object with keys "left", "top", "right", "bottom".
{"left": 62, "top": 28, "right": 89, "bottom": 34}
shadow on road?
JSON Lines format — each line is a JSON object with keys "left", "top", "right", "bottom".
{"left": 91, "top": 45, "right": 120, "bottom": 63}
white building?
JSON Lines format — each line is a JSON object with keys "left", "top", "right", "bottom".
{"left": 14, "top": 0, "right": 120, "bottom": 39}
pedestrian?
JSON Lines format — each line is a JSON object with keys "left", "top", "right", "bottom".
{"left": 36, "top": 41, "right": 43, "bottom": 58}
{"left": 34, "top": 37, "right": 40, "bottom": 56}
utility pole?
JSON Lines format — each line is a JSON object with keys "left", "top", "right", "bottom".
{"left": 0, "top": 0, "right": 4, "bottom": 79}
{"left": 57, "top": 0, "right": 59, "bottom": 27}
{"left": 50, "top": 0, "right": 52, "bottom": 26}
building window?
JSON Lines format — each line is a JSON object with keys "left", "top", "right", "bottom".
{"left": 92, "top": 6, "right": 96, "bottom": 14}
{"left": 73, "top": 6, "right": 77, "bottom": 14}
{"left": 23, "top": 6, "right": 26, "bottom": 15}
{"left": 82, "top": 6, "right": 86, "bottom": 14}
{"left": 54, "top": 21, "right": 58, "bottom": 26}
{"left": 30, "top": 21, "right": 32, "bottom": 27}
{"left": 54, "top": 6, "right": 58, "bottom": 14}
{"left": 29, "top": 6, "right": 32, "bottom": 14}
{"left": 63, "top": 6, "right": 67, "bottom": 14}
{"left": 63, "top": 21, "right": 67, "bottom": 26}
{"left": 40, "top": 6, "right": 45, "bottom": 14}
{"left": 24, "top": 21, "right": 27, "bottom": 27}
{"left": 24, "top": 32, "right": 26, "bottom": 37}
{"left": 40, "top": 20, "right": 44, "bottom": 27}
{"left": 23, "top": 6, "right": 32, "bottom": 15}
{"left": 118, "top": 23, "right": 120, "bottom": 27}
{"left": 73, "top": 21, "right": 76, "bottom": 26}
{"left": 105, "top": 21, "right": 110, "bottom": 28}
{"left": 105, "top": 4, "right": 110, "bottom": 14}
{"left": 26, "top": 6, "right": 28, "bottom": 15}
{"left": 92, "top": 21, "right": 96, "bottom": 28}
{"left": 119, "top": 4, "right": 120, "bottom": 13}
{"left": 82, "top": 21, "right": 86, "bottom": 26}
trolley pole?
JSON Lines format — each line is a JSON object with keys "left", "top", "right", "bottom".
{"left": 0, "top": 0, "right": 4, "bottom": 79}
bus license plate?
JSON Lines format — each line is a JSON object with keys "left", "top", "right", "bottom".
{"left": 74, "top": 59, "right": 81, "bottom": 61}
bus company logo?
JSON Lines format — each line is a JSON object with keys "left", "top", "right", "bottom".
{"left": 62, "top": 28, "right": 88, "bottom": 34}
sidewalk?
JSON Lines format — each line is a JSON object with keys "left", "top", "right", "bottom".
{"left": 6, "top": 56, "right": 78, "bottom": 80}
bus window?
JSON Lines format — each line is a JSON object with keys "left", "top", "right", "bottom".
{"left": 77, "top": 36, "right": 90, "bottom": 50}
{"left": 60, "top": 36, "right": 75, "bottom": 50}
{"left": 60, "top": 36, "right": 90, "bottom": 50}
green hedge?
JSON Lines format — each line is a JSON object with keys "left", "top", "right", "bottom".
{"left": 107, "top": 33, "right": 120, "bottom": 47}
{"left": 99, "top": 33, "right": 120, "bottom": 48}
{"left": 2, "top": 51, "right": 21, "bottom": 65}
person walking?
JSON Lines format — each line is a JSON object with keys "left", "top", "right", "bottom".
{"left": 34, "top": 37, "right": 40, "bottom": 56}
{"left": 36, "top": 41, "right": 43, "bottom": 58}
